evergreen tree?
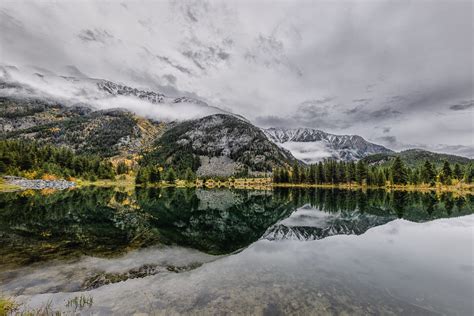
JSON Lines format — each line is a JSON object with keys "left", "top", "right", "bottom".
{"left": 184, "top": 167, "right": 196, "bottom": 182}
{"left": 272, "top": 168, "right": 280, "bottom": 183}
{"left": 376, "top": 169, "right": 386, "bottom": 186}
{"left": 292, "top": 163, "right": 300, "bottom": 184}
{"left": 421, "top": 160, "right": 436, "bottom": 185}
{"left": 149, "top": 166, "right": 161, "bottom": 183}
{"left": 411, "top": 168, "right": 420, "bottom": 185}
{"left": 347, "top": 161, "right": 356, "bottom": 184}
{"left": 453, "top": 163, "right": 462, "bottom": 180}
{"left": 391, "top": 156, "right": 408, "bottom": 185}
{"left": 336, "top": 162, "right": 346, "bottom": 184}
{"left": 308, "top": 164, "right": 316, "bottom": 184}
{"left": 440, "top": 161, "right": 452, "bottom": 185}
{"left": 300, "top": 168, "right": 307, "bottom": 183}
{"left": 165, "top": 167, "right": 177, "bottom": 183}
{"left": 116, "top": 161, "right": 129, "bottom": 175}
{"left": 135, "top": 167, "right": 149, "bottom": 185}
{"left": 464, "top": 164, "right": 473, "bottom": 183}
{"left": 317, "top": 162, "right": 325, "bottom": 184}
{"left": 355, "top": 160, "right": 367, "bottom": 185}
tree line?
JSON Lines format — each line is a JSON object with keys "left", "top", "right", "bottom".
{"left": 0, "top": 140, "right": 116, "bottom": 180}
{"left": 273, "top": 157, "right": 473, "bottom": 186}
{"left": 135, "top": 166, "right": 197, "bottom": 185}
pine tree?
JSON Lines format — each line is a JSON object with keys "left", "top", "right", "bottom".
{"left": 292, "top": 163, "right": 300, "bottom": 183}
{"left": 116, "top": 161, "right": 129, "bottom": 175}
{"left": 317, "top": 162, "right": 325, "bottom": 184}
{"left": 149, "top": 166, "right": 161, "bottom": 183}
{"left": 272, "top": 168, "right": 280, "bottom": 183}
{"left": 184, "top": 167, "right": 196, "bottom": 182}
{"left": 411, "top": 168, "right": 420, "bottom": 185}
{"left": 440, "top": 161, "right": 452, "bottom": 185}
{"left": 308, "top": 164, "right": 316, "bottom": 184}
{"left": 376, "top": 169, "right": 386, "bottom": 186}
{"left": 165, "top": 167, "right": 177, "bottom": 183}
{"left": 355, "top": 160, "right": 367, "bottom": 185}
{"left": 421, "top": 160, "right": 436, "bottom": 185}
{"left": 135, "top": 167, "right": 149, "bottom": 185}
{"left": 391, "top": 156, "right": 407, "bottom": 185}
{"left": 464, "top": 164, "right": 473, "bottom": 183}
{"left": 347, "top": 161, "right": 356, "bottom": 184}
{"left": 336, "top": 162, "right": 346, "bottom": 184}
{"left": 281, "top": 168, "right": 290, "bottom": 183}
{"left": 453, "top": 163, "right": 462, "bottom": 180}
{"left": 300, "top": 168, "right": 307, "bottom": 183}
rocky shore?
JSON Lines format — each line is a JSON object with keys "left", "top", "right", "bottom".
{"left": 3, "top": 176, "right": 76, "bottom": 190}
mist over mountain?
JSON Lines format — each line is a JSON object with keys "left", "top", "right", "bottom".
{"left": 264, "top": 127, "right": 393, "bottom": 163}
{"left": 0, "top": 0, "right": 472, "bottom": 157}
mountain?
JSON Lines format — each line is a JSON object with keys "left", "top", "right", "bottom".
{"left": 0, "top": 96, "right": 163, "bottom": 158}
{"left": 263, "top": 127, "right": 393, "bottom": 163}
{"left": 363, "top": 149, "right": 472, "bottom": 168}
{"left": 0, "top": 93, "right": 299, "bottom": 176}
{"left": 141, "top": 114, "right": 299, "bottom": 177}
{"left": 262, "top": 205, "right": 395, "bottom": 241}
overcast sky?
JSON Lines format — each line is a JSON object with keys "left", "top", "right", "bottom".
{"left": 0, "top": 0, "right": 472, "bottom": 156}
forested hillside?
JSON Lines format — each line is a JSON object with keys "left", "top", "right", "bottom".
{"left": 362, "top": 149, "right": 471, "bottom": 168}
{"left": 0, "top": 96, "right": 163, "bottom": 158}
{"left": 0, "top": 140, "right": 115, "bottom": 180}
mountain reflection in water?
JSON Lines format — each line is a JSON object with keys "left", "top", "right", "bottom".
{"left": 0, "top": 187, "right": 472, "bottom": 270}
{"left": 0, "top": 187, "right": 473, "bottom": 315}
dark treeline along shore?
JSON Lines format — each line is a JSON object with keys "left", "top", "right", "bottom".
{"left": 273, "top": 157, "right": 473, "bottom": 187}
{"left": 0, "top": 187, "right": 472, "bottom": 272}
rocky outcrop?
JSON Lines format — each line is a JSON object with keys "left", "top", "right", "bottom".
{"left": 145, "top": 114, "right": 299, "bottom": 176}
{"left": 3, "top": 176, "right": 75, "bottom": 190}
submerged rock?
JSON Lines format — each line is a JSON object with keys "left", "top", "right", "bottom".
{"left": 82, "top": 262, "right": 203, "bottom": 290}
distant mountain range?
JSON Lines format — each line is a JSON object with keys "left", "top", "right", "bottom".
{"left": 1, "top": 67, "right": 471, "bottom": 177}
{"left": 264, "top": 127, "right": 393, "bottom": 163}
{"left": 362, "top": 149, "right": 472, "bottom": 168}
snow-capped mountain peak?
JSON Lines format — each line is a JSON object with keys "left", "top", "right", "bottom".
{"left": 263, "top": 127, "right": 393, "bottom": 163}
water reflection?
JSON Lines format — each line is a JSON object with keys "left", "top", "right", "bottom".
{"left": 0, "top": 188, "right": 473, "bottom": 314}
{"left": 0, "top": 187, "right": 472, "bottom": 270}
{"left": 135, "top": 187, "right": 294, "bottom": 254}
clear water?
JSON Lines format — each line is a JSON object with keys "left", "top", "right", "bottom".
{"left": 0, "top": 187, "right": 473, "bottom": 315}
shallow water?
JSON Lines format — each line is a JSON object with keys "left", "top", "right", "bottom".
{"left": 0, "top": 187, "right": 473, "bottom": 315}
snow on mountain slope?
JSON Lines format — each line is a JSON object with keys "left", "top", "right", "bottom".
{"left": 0, "top": 65, "right": 229, "bottom": 122}
{"left": 263, "top": 127, "right": 393, "bottom": 163}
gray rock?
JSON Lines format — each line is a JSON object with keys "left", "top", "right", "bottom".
{"left": 3, "top": 176, "right": 76, "bottom": 190}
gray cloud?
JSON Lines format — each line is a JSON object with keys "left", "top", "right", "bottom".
{"left": 77, "top": 28, "right": 114, "bottom": 43}
{"left": 0, "top": 0, "right": 472, "bottom": 156}
{"left": 449, "top": 100, "right": 473, "bottom": 111}
{"left": 376, "top": 135, "right": 397, "bottom": 146}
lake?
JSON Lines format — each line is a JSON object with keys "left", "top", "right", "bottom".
{"left": 0, "top": 187, "right": 473, "bottom": 315}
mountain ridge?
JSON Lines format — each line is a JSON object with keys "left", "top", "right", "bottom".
{"left": 263, "top": 127, "right": 393, "bottom": 163}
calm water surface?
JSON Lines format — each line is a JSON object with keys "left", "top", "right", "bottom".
{"left": 0, "top": 187, "right": 473, "bottom": 315}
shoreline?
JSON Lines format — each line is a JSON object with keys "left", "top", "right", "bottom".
{"left": 1, "top": 175, "right": 473, "bottom": 195}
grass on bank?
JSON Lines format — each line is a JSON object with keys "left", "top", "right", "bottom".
{"left": 0, "top": 297, "right": 18, "bottom": 315}
{"left": 0, "top": 178, "right": 20, "bottom": 192}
